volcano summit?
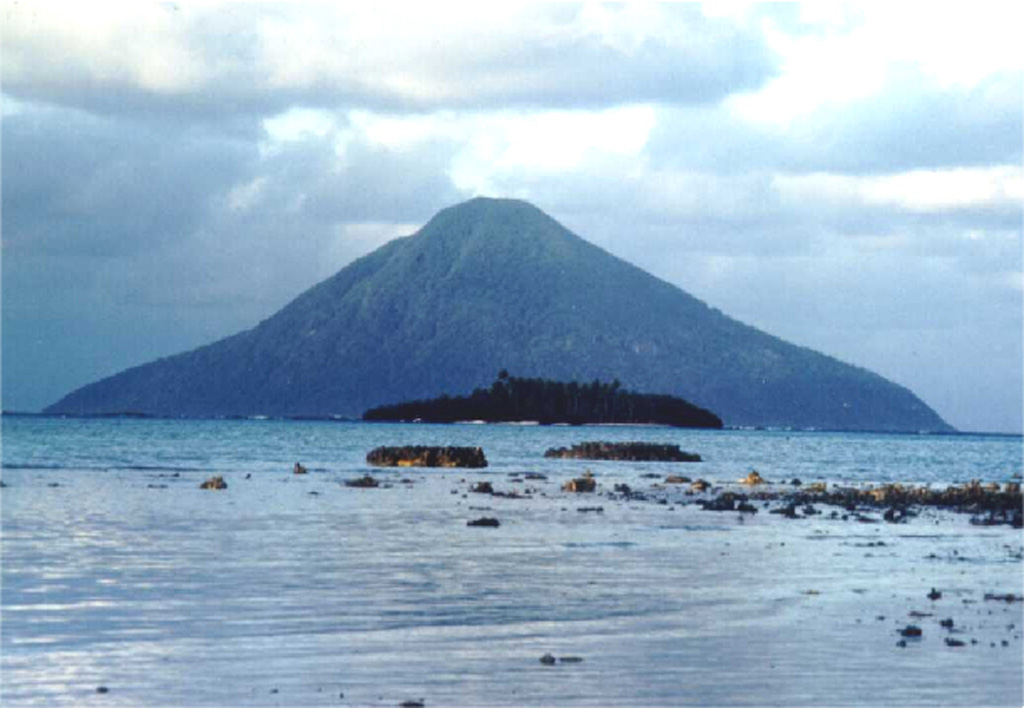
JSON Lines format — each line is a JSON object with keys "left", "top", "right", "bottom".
{"left": 46, "top": 197, "right": 952, "bottom": 432}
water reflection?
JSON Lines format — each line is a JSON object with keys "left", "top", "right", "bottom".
{"left": 2, "top": 419, "right": 1022, "bottom": 705}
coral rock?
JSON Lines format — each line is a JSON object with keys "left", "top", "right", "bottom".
{"left": 563, "top": 471, "right": 597, "bottom": 493}
{"left": 367, "top": 446, "right": 487, "bottom": 468}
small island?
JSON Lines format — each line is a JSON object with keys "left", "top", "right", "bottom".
{"left": 363, "top": 372, "right": 723, "bottom": 428}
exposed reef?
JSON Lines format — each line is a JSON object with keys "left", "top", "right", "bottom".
{"left": 544, "top": 441, "right": 701, "bottom": 462}
{"left": 367, "top": 446, "right": 488, "bottom": 468}
{"left": 695, "top": 480, "right": 1022, "bottom": 527}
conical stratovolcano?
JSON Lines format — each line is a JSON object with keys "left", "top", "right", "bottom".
{"left": 46, "top": 197, "right": 953, "bottom": 432}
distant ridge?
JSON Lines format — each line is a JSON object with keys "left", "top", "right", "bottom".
{"left": 46, "top": 197, "right": 953, "bottom": 432}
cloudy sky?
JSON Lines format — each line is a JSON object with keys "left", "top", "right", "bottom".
{"left": 2, "top": 3, "right": 1021, "bottom": 432}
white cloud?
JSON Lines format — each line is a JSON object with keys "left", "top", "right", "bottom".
{"left": 731, "top": 9, "right": 884, "bottom": 124}
{"left": 330, "top": 106, "right": 656, "bottom": 195}
{"left": 2, "top": 3, "right": 776, "bottom": 114}
{"left": 263, "top": 108, "right": 337, "bottom": 144}
{"left": 856, "top": 3, "right": 1024, "bottom": 89}
{"left": 325, "top": 221, "right": 420, "bottom": 266}
{"left": 481, "top": 106, "right": 657, "bottom": 174}
{"left": 731, "top": 2, "right": 1024, "bottom": 125}
{"left": 2, "top": 4, "right": 209, "bottom": 93}
{"left": 773, "top": 167, "right": 1024, "bottom": 213}
{"left": 225, "top": 177, "right": 267, "bottom": 213}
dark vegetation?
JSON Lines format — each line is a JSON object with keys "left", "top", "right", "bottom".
{"left": 363, "top": 372, "right": 723, "bottom": 428}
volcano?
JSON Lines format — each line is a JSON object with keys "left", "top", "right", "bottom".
{"left": 46, "top": 197, "right": 952, "bottom": 432}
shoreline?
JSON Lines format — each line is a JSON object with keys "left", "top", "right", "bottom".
{"left": 3, "top": 429, "right": 1023, "bottom": 706}
{"left": 4, "top": 411, "right": 1023, "bottom": 439}
{"left": 4, "top": 461, "right": 1022, "bottom": 706}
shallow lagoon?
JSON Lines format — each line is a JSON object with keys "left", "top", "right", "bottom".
{"left": 2, "top": 418, "right": 1022, "bottom": 706}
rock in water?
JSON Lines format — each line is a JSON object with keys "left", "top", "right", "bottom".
{"left": 467, "top": 517, "right": 500, "bottom": 528}
{"left": 367, "top": 446, "right": 487, "bottom": 468}
{"left": 739, "top": 470, "right": 766, "bottom": 485}
{"left": 699, "top": 493, "right": 738, "bottom": 512}
{"left": 344, "top": 475, "right": 379, "bottom": 488}
{"left": 563, "top": 471, "right": 597, "bottom": 493}
{"left": 544, "top": 442, "right": 700, "bottom": 462}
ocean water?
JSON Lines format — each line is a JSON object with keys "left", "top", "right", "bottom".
{"left": 2, "top": 417, "right": 1022, "bottom": 706}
